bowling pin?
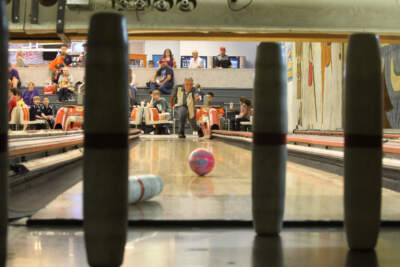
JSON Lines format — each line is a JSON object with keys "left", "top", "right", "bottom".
{"left": 344, "top": 33, "right": 382, "bottom": 250}
{"left": 346, "top": 251, "right": 378, "bottom": 267}
{"left": 128, "top": 175, "right": 164, "bottom": 203}
{"left": 84, "top": 13, "right": 129, "bottom": 266}
{"left": 0, "top": 1, "right": 8, "bottom": 265}
{"left": 252, "top": 236, "right": 283, "bottom": 267}
{"left": 252, "top": 43, "right": 287, "bottom": 235}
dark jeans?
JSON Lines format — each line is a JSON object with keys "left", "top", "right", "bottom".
{"left": 176, "top": 106, "right": 198, "bottom": 134}
{"left": 58, "top": 88, "right": 73, "bottom": 101}
{"left": 231, "top": 117, "right": 249, "bottom": 131}
{"left": 150, "top": 81, "right": 173, "bottom": 94}
{"left": 155, "top": 124, "right": 170, "bottom": 135}
{"left": 46, "top": 119, "right": 55, "bottom": 129}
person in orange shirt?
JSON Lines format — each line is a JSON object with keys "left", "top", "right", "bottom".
{"left": 49, "top": 44, "right": 72, "bottom": 72}
{"left": 49, "top": 55, "right": 64, "bottom": 72}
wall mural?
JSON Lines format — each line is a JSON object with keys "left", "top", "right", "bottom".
{"left": 382, "top": 45, "right": 400, "bottom": 129}
{"left": 294, "top": 42, "right": 400, "bottom": 130}
{"left": 295, "top": 42, "right": 344, "bottom": 131}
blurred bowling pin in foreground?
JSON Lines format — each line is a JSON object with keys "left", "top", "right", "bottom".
{"left": 84, "top": 13, "right": 129, "bottom": 267}
{"left": 0, "top": 0, "right": 8, "bottom": 265}
{"left": 252, "top": 43, "right": 287, "bottom": 235}
{"left": 128, "top": 175, "right": 164, "bottom": 204}
{"left": 344, "top": 33, "right": 382, "bottom": 250}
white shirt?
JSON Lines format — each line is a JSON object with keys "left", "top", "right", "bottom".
{"left": 189, "top": 57, "right": 204, "bottom": 69}
{"left": 130, "top": 72, "right": 136, "bottom": 86}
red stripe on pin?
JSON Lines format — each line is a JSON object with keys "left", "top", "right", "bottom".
{"left": 84, "top": 133, "right": 128, "bottom": 149}
{"left": 137, "top": 179, "right": 145, "bottom": 202}
{"left": 0, "top": 133, "right": 7, "bottom": 153}
{"left": 345, "top": 134, "right": 382, "bottom": 148}
{"left": 253, "top": 133, "right": 287, "bottom": 145}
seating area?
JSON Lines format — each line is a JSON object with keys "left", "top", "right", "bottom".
{"left": 9, "top": 86, "right": 80, "bottom": 130}
{"left": 130, "top": 107, "right": 174, "bottom": 133}
{"left": 9, "top": 106, "right": 47, "bottom": 129}
{"left": 24, "top": 86, "right": 78, "bottom": 109}
{"left": 11, "top": 84, "right": 253, "bottom": 133}
{"left": 134, "top": 86, "right": 253, "bottom": 106}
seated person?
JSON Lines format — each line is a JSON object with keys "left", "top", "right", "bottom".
{"left": 129, "top": 68, "right": 138, "bottom": 107}
{"left": 231, "top": 96, "right": 251, "bottom": 131}
{"left": 214, "top": 47, "right": 232, "bottom": 69}
{"left": 15, "top": 91, "right": 27, "bottom": 107}
{"left": 22, "top": 81, "right": 40, "bottom": 106}
{"left": 194, "top": 83, "right": 205, "bottom": 101}
{"left": 148, "top": 58, "right": 174, "bottom": 94}
{"left": 8, "top": 88, "right": 17, "bottom": 121}
{"left": 162, "top": 48, "right": 176, "bottom": 68}
{"left": 150, "top": 89, "right": 171, "bottom": 118}
{"left": 29, "top": 96, "right": 44, "bottom": 129}
{"left": 8, "top": 64, "right": 21, "bottom": 89}
{"left": 206, "top": 92, "right": 226, "bottom": 129}
{"left": 57, "top": 67, "right": 74, "bottom": 101}
{"left": 205, "top": 92, "right": 214, "bottom": 105}
{"left": 189, "top": 51, "right": 204, "bottom": 69}
{"left": 149, "top": 90, "right": 171, "bottom": 134}
{"left": 41, "top": 97, "right": 55, "bottom": 129}
{"left": 51, "top": 64, "right": 63, "bottom": 90}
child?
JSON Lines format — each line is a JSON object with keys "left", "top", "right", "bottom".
{"left": 8, "top": 88, "right": 17, "bottom": 121}
{"left": 29, "top": 96, "right": 43, "bottom": 129}
{"left": 149, "top": 89, "right": 171, "bottom": 134}
{"left": 41, "top": 97, "right": 55, "bottom": 129}
{"left": 15, "top": 91, "right": 27, "bottom": 107}
{"left": 57, "top": 67, "right": 74, "bottom": 102}
{"left": 51, "top": 64, "right": 63, "bottom": 91}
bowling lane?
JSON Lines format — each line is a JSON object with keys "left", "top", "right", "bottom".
{"left": 30, "top": 136, "right": 400, "bottom": 222}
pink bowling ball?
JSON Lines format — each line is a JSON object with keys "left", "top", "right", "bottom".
{"left": 188, "top": 148, "right": 215, "bottom": 176}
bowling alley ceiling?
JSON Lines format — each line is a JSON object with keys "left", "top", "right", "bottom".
{"left": 6, "top": 0, "right": 400, "bottom": 43}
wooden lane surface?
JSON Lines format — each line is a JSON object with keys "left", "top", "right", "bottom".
{"left": 8, "top": 129, "right": 141, "bottom": 157}
{"left": 9, "top": 135, "right": 83, "bottom": 158}
{"left": 212, "top": 130, "right": 400, "bottom": 155}
{"left": 29, "top": 137, "right": 400, "bottom": 222}
{"left": 294, "top": 130, "right": 400, "bottom": 139}
{"left": 8, "top": 130, "right": 84, "bottom": 139}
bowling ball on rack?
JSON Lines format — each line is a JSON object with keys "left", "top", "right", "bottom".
{"left": 188, "top": 148, "right": 215, "bottom": 176}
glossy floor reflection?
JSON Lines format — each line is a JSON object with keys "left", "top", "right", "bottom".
{"left": 6, "top": 226, "right": 400, "bottom": 267}
{"left": 30, "top": 137, "right": 400, "bottom": 221}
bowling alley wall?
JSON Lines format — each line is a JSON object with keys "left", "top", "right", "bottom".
{"left": 289, "top": 42, "right": 400, "bottom": 130}
{"left": 288, "top": 42, "right": 344, "bottom": 131}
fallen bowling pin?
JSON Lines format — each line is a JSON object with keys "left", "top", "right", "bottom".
{"left": 128, "top": 175, "right": 164, "bottom": 204}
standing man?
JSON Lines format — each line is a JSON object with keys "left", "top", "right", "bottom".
{"left": 149, "top": 58, "right": 174, "bottom": 94}
{"left": 170, "top": 77, "right": 204, "bottom": 138}
{"left": 60, "top": 44, "right": 73, "bottom": 67}
{"left": 214, "top": 46, "right": 232, "bottom": 69}
{"left": 189, "top": 50, "right": 204, "bottom": 69}
{"left": 49, "top": 44, "right": 73, "bottom": 72}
